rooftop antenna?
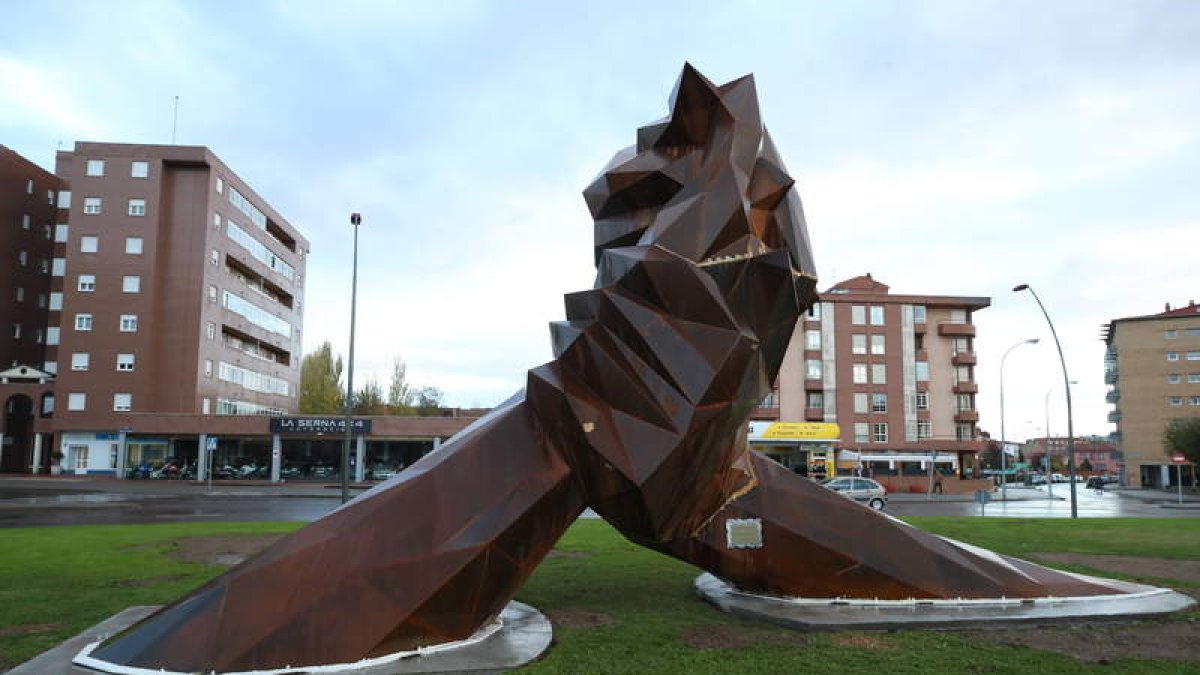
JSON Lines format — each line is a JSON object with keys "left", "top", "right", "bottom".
{"left": 172, "top": 95, "right": 179, "bottom": 144}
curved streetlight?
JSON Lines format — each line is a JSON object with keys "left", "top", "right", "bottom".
{"left": 1014, "top": 283, "right": 1078, "bottom": 518}
{"left": 341, "top": 213, "right": 362, "bottom": 504}
{"left": 1043, "top": 379, "right": 1078, "bottom": 500}
{"left": 999, "top": 338, "right": 1039, "bottom": 502}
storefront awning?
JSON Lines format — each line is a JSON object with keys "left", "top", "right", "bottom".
{"left": 838, "top": 451, "right": 956, "bottom": 463}
{"left": 748, "top": 421, "right": 840, "bottom": 444}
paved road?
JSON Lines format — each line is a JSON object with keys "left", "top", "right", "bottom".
{"left": 0, "top": 477, "right": 1196, "bottom": 528}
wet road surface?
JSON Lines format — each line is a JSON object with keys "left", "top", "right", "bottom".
{"left": 0, "top": 479, "right": 1195, "bottom": 528}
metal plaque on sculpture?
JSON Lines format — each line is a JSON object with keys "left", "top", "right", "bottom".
{"left": 269, "top": 417, "right": 372, "bottom": 434}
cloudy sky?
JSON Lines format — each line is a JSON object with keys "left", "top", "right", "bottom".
{"left": 3, "top": 0, "right": 1196, "bottom": 440}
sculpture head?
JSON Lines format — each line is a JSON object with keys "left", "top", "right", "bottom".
{"left": 583, "top": 63, "right": 817, "bottom": 284}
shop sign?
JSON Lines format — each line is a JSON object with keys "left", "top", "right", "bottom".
{"left": 749, "top": 422, "right": 840, "bottom": 442}
{"left": 270, "top": 417, "right": 372, "bottom": 434}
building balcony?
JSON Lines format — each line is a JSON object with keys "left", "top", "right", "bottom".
{"left": 913, "top": 321, "right": 926, "bottom": 334}
{"left": 1104, "top": 368, "right": 1118, "bottom": 384}
{"left": 805, "top": 378, "right": 824, "bottom": 390}
{"left": 1107, "top": 410, "right": 1121, "bottom": 423}
{"left": 937, "top": 322, "right": 976, "bottom": 337}
{"left": 1105, "top": 388, "right": 1120, "bottom": 404}
{"left": 751, "top": 406, "right": 780, "bottom": 421}
{"left": 951, "top": 351, "right": 977, "bottom": 366}
{"left": 954, "top": 409, "right": 980, "bottom": 423}
{"left": 953, "top": 381, "right": 978, "bottom": 394}
{"left": 805, "top": 407, "right": 824, "bottom": 421}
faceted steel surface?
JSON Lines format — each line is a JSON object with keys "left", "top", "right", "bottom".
{"left": 85, "top": 64, "right": 1128, "bottom": 674}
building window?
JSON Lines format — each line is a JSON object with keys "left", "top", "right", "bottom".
{"left": 759, "top": 391, "right": 778, "bottom": 408}
{"left": 125, "top": 236, "right": 143, "bottom": 254}
{"left": 917, "top": 419, "right": 931, "bottom": 440}
{"left": 957, "top": 394, "right": 975, "bottom": 411}
{"left": 17, "top": 250, "right": 27, "bottom": 267}
{"left": 806, "top": 304, "right": 821, "bottom": 321}
{"left": 950, "top": 309, "right": 967, "bottom": 323}
{"left": 1167, "top": 352, "right": 1179, "bottom": 361}
{"left": 854, "top": 393, "right": 868, "bottom": 413}
{"left": 1166, "top": 330, "right": 1178, "bottom": 339}
{"left": 872, "top": 423, "right": 888, "bottom": 443}
{"left": 805, "top": 330, "right": 821, "bottom": 350}
{"left": 915, "top": 391, "right": 929, "bottom": 410}
{"left": 854, "top": 422, "right": 870, "bottom": 443}
{"left": 86, "top": 159, "right": 105, "bottom": 176}
{"left": 21, "top": 214, "right": 30, "bottom": 230}
{"left": 869, "top": 305, "right": 885, "bottom": 326}
{"left": 25, "top": 179, "right": 32, "bottom": 194}
{"left": 872, "top": 363, "right": 887, "bottom": 384}
{"left": 71, "top": 353, "right": 90, "bottom": 371}
{"left": 912, "top": 305, "right": 926, "bottom": 323}
{"left": 956, "top": 423, "right": 973, "bottom": 441}
{"left": 48, "top": 292, "right": 62, "bottom": 311}
{"left": 11, "top": 324, "right": 20, "bottom": 340}
{"left": 210, "top": 249, "right": 220, "bottom": 265}
{"left": 122, "top": 276, "right": 140, "bottom": 293}
{"left": 43, "top": 224, "right": 51, "bottom": 240}
{"left": 216, "top": 176, "right": 224, "bottom": 194}
{"left": 15, "top": 287, "right": 23, "bottom": 303}
{"left": 852, "top": 334, "right": 867, "bottom": 355}
{"left": 1168, "top": 374, "right": 1182, "bottom": 384}
{"left": 1188, "top": 352, "right": 1200, "bottom": 361}
{"left": 117, "top": 353, "right": 135, "bottom": 371}
{"left": 78, "top": 274, "right": 96, "bottom": 292}
{"left": 119, "top": 315, "right": 138, "bottom": 332}
{"left": 213, "top": 213, "right": 222, "bottom": 230}
{"left": 74, "top": 314, "right": 93, "bottom": 331}
{"left": 47, "top": 327, "right": 59, "bottom": 345}
{"left": 806, "top": 359, "right": 822, "bottom": 380}
{"left": 807, "top": 392, "right": 824, "bottom": 409}
{"left": 80, "top": 236, "right": 98, "bottom": 253}
{"left": 127, "top": 199, "right": 146, "bottom": 216}
{"left": 1191, "top": 396, "right": 1200, "bottom": 406}
{"left": 872, "top": 393, "right": 887, "bottom": 413}
{"left": 55, "top": 224, "right": 69, "bottom": 242}
{"left": 852, "top": 363, "right": 868, "bottom": 384}
{"left": 851, "top": 305, "right": 866, "bottom": 325}
{"left": 83, "top": 197, "right": 102, "bottom": 214}
{"left": 1169, "top": 397, "right": 1183, "bottom": 407}
{"left": 40, "top": 258, "right": 49, "bottom": 273}
{"left": 1190, "top": 374, "right": 1200, "bottom": 384}
{"left": 1187, "top": 329, "right": 1200, "bottom": 337}
{"left": 870, "top": 334, "right": 886, "bottom": 355}
{"left": 113, "top": 393, "right": 132, "bottom": 412}
{"left": 131, "top": 161, "right": 149, "bottom": 178}
{"left": 209, "top": 285, "right": 218, "bottom": 302}
{"left": 206, "top": 322, "right": 216, "bottom": 340}
{"left": 956, "top": 365, "right": 972, "bottom": 383}
{"left": 67, "top": 393, "right": 87, "bottom": 411}
{"left": 204, "top": 359, "right": 213, "bottom": 377}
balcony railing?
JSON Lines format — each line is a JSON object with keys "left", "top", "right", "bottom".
{"left": 1105, "top": 388, "right": 1120, "bottom": 403}
{"left": 805, "top": 407, "right": 824, "bottom": 421}
{"left": 1107, "top": 410, "right": 1121, "bottom": 423}
{"left": 937, "top": 322, "right": 976, "bottom": 337}
{"left": 953, "top": 381, "right": 978, "bottom": 394}
{"left": 1104, "top": 368, "right": 1118, "bottom": 384}
{"left": 954, "top": 410, "right": 980, "bottom": 423}
{"left": 951, "top": 351, "right": 977, "bottom": 366}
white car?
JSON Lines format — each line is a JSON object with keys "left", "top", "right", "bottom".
{"left": 820, "top": 477, "right": 888, "bottom": 510}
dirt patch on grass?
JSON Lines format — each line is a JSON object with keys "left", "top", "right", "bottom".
{"left": 107, "top": 574, "right": 188, "bottom": 588}
{"left": 831, "top": 634, "right": 895, "bottom": 650}
{"left": 966, "top": 621, "right": 1200, "bottom": 663}
{"left": 166, "top": 534, "right": 286, "bottom": 567}
{"left": 547, "top": 609, "right": 616, "bottom": 629}
{"left": 1031, "top": 552, "right": 1200, "bottom": 584}
{"left": 681, "top": 624, "right": 808, "bottom": 650}
{"left": 547, "top": 549, "right": 592, "bottom": 560}
{"left": 0, "top": 623, "right": 60, "bottom": 637}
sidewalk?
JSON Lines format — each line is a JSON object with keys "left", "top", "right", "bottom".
{"left": 0, "top": 474, "right": 371, "bottom": 499}
{"left": 1112, "top": 486, "right": 1200, "bottom": 509}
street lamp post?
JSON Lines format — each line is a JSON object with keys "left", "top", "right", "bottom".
{"left": 1043, "top": 379, "right": 1078, "bottom": 501}
{"left": 341, "top": 213, "right": 362, "bottom": 504}
{"left": 1014, "top": 283, "right": 1079, "bottom": 518}
{"left": 999, "top": 338, "right": 1039, "bottom": 502}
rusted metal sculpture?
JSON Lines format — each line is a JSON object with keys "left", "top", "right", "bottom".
{"left": 83, "top": 64, "right": 1121, "bottom": 674}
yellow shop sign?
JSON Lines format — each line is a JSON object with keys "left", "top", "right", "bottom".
{"left": 749, "top": 422, "right": 841, "bottom": 442}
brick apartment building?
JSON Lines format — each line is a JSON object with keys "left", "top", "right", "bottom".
{"left": 754, "top": 274, "right": 992, "bottom": 493}
{"left": 2, "top": 142, "right": 476, "bottom": 481}
{"left": 1023, "top": 436, "right": 1121, "bottom": 478}
{"left": 1104, "top": 302, "right": 1200, "bottom": 488}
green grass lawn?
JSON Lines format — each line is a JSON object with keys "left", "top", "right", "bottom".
{"left": 1, "top": 518, "right": 1197, "bottom": 673}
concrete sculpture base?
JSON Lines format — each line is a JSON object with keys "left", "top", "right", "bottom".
{"left": 11, "top": 602, "right": 550, "bottom": 675}
{"left": 695, "top": 573, "right": 1197, "bottom": 631}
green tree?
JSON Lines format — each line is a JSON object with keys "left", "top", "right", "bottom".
{"left": 387, "top": 358, "right": 414, "bottom": 414}
{"left": 299, "top": 341, "right": 343, "bottom": 413}
{"left": 413, "top": 386, "right": 445, "bottom": 416}
{"left": 1078, "top": 458, "right": 1094, "bottom": 473}
{"left": 979, "top": 441, "right": 1001, "bottom": 470}
{"left": 1163, "top": 417, "right": 1200, "bottom": 464}
{"left": 354, "top": 376, "right": 387, "bottom": 415}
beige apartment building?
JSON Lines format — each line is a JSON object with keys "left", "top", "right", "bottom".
{"left": 756, "top": 274, "right": 991, "bottom": 492}
{"left": 1104, "top": 302, "right": 1200, "bottom": 487}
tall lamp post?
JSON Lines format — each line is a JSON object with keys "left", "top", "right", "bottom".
{"left": 1014, "top": 283, "right": 1079, "bottom": 518}
{"left": 341, "top": 213, "right": 362, "bottom": 504}
{"left": 1043, "top": 379, "right": 1078, "bottom": 500}
{"left": 999, "top": 338, "right": 1039, "bottom": 502}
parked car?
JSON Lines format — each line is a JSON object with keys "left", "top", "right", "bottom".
{"left": 820, "top": 477, "right": 887, "bottom": 510}
{"left": 1051, "top": 473, "right": 1067, "bottom": 483}
{"left": 1027, "top": 474, "right": 1047, "bottom": 485}
{"left": 1086, "top": 476, "right": 1107, "bottom": 491}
